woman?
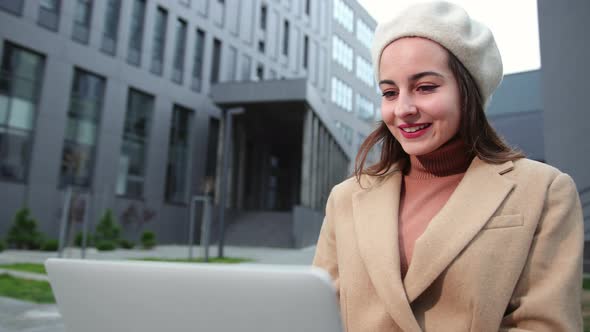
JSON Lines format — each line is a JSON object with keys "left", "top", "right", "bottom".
{"left": 313, "top": 2, "right": 583, "bottom": 331}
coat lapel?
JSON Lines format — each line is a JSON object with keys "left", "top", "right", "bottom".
{"left": 403, "top": 158, "right": 515, "bottom": 302}
{"left": 352, "top": 172, "right": 422, "bottom": 332}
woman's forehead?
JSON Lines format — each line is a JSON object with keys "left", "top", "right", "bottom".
{"left": 379, "top": 37, "right": 450, "bottom": 78}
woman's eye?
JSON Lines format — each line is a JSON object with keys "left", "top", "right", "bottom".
{"left": 381, "top": 91, "right": 398, "bottom": 99}
{"left": 417, "top": 85, "right": 438, "bottom": 92}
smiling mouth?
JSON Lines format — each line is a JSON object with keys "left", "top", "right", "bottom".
{"left": 400, "top": 124, "right": 431, "bottom": 133}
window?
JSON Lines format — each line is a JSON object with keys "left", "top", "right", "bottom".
{"left": 1, "top": 0, "right": 24, "bottom": 16}
{"left": 356, "top": 94, "right": 374, "bottom": 122}
{"left": 332, "top": 36, "right": 353, "bottom": 71}
{"left": 165, "top": 105, "right": 193, "bottom": 203}
{"left": 305, "top": 0, "right": 310, "bottom": 16}
{"left": 38, "top": 0, "right": 61, "bottom": 31}
{"left": 303, "top": 35, "right": 309, "bottom": 69}
{"left": 127, "top": 0, "right": 146, "bottom": 66}
{"left": 150, "top": 7, "right": 168, "bottom": 75}
{"left": 225, "top": 46, "right": 237, "bottom": 82}
{"left": 116, "top": 89, "right": 153, "bottom": 198}
{"left": 335, "top": 121, "right": 352, "bottom": 145}
{"left": 355, "top": 56, "right": 373, "bottom": 87}
{"left": 260, "top": 4, "right": 267, "bottom": 30}
{"left": 256, "top": 63, "right": 264, "bottom": 81}
{"left": 179, "top": 0, "right": 190, "bottom": 7}
{"left": 241, "top": 54, "right": 251, "bottom": 81}
{"left": 191, "top": 29, "right": 206, "bottom": 91}
{"left": 210, "top": 38, "right": 222, "bottom": 84}
{"left": 60, "top": 69, "right": 105, "bottom": 188}
{"left": 172, "top": 18, "right": 187, "bottom": 83}
{"left": 282, "top": 20, "right": 290, "bottom": 56}
{"left": 101, "top": 0, "right": 121, "bottom": 55}
{"left": 356, "top": 19, "right": 373, "bottom": 50}
{"left": 333, "top": 0, "right": 353, "bottom": 32}
{"left": 72, "top": 0, "right": 93, "bottom": 44}
{"left": 0, "top": 43, "right": 45, "bottom": 182}
{"left": 331, "top": 77, "right": 352, "bottom": 112}
{"left": 258, "top": 40, "right": 265, "bottom": 54}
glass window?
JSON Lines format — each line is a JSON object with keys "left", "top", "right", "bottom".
{"left": 150, "top": 7, "right": 168, "bottom": 75}
{"left": 0, "top": 43, "right": 45, "bottom": 182}
{"left": 335, "top": 121, "right": 353, "bottom": 145}
{"left": 282, "top": 20, "right": 290, "bottom": 56}
{"left": 165, "top": 105, "right": 193, "bottom": 203}
{"left": 355, "top": 56, "right": 374, "bottom": 87}
{"left": 333, "top": 0, "right": 353, "bottom": 32}
{"left": 172, "top": 18, "right": 187, "bottom": 83}
{"left": 331, "top": 77, "right": 352, "bottom": 112}
{"left": 38, "top": 0, "right": 61, "bottom": 31}
{"left": 60, "top": 68, "right": 105, "bottom": 188}
{"left": 356, "top": 19, "right": 373, "bottom": 50}
{"left": 305, "top": 0, "right": 310, "bottom": 16}
{"left": 256, "top": 63, "right": 264, "bottom": 81}
{"left": 101, "top": 0, "right": 121, "bottom": 55}
{"left": 210, "top": 38, "right": 222, "bottom": 84}
{"left": 0, "top": 0, "right": 24, "bottom": 16}
{"left": 260, "top": 4, "right": 267, "bottom": 30}
{"left": 127, "top": 0, "right": 146, "bottom": 66}
{"left": 191, "top": 29, "right": 206, "bottom": 92}
{"left": 332, "top": 36, "right": 353, "bottom": 71}
{"left": 225, "top": 46, "right": 237, "bottom": 82}
{"left": 116, "top": 88, "right": 153, "bottom": 198}
{"left": 303, "top": 35, "right": 309, "bottom": 69}
{"left": 356, "top": 94, "right": 374, "bottom": 122}
{"left": 241, "top": 54, "right": 251, "bottom": 81}
{"left": 72, "top": 0, "right": 93, "bottom": 44}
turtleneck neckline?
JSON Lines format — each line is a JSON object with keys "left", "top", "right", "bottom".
{"left": 406, "top": 137, "right": 473, "bottom": 179}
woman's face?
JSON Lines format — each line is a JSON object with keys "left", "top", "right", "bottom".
{"left": 379, "top": 37, "right": 461, "bottom": 156}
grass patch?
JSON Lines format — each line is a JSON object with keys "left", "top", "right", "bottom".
{"left": 133, "top": 257, "right": 253, "bottom": 264}
{"left": 0, "top": 263, "right": 46, "bottom": 274}
{"left": 584, "top": 277, "right": 590, "bottom": 290}
{"left": 0, "top": 273, "right": 55, "bottom": 303}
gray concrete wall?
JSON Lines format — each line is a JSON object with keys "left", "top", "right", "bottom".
{"left": 538, "top": 0, "right": 590, "bottom": 232}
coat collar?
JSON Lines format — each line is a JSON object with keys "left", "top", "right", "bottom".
{"left": 352, "top": 157, "right": 515, "bottom": 330}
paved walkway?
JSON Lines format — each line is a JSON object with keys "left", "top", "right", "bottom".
{"left": 0, "top": 245, "right": 317, "bottom": 332}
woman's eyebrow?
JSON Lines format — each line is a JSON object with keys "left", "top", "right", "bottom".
{"left": 379, "top": 71, "right": 444, "bottom": 87}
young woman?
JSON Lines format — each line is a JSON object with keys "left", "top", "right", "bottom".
{"left": 313, "top": 2, "right": 583, "bottom": 331}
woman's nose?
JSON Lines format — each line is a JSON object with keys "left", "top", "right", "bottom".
{"left": 394, "top": 94, "right": 418, "bottom": 118}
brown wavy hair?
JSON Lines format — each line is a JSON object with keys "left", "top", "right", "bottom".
{"left": 354, "top": 50, "right": 525, "bottom": 182}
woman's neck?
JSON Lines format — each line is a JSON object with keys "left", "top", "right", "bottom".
{"left": 406, "top": 137, "right": 472, "bottom": 179}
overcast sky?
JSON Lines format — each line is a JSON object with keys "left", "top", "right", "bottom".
{"left": 357, "top": 0, "right": 540, "bottom": 75}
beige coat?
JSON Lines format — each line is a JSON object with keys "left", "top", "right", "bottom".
{"left": 313, "top": 157, "right": 583, "bottom": 332}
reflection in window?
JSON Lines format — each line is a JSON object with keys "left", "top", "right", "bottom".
{"left": 60, "top": 68, "right": 105, "bottom": 188}
{"left": 0, "top": 0, "right": 24, "bottom": 16}
{"left": 101, "top": 0, "right": 121, "bottom": 55}
{"left": 127, "top": 0, "right": 146, "bottom": 66}
{"left": 210, "top": 38, "right": 222, "bottom": 84}
{"left": 0, "top": 43, "right": 45, "bottom": 182}
{"left": 172, "top": 18, "right": 187, "bottom": 83}
{"left": 38, "top": 0, "right": 61, "bottom": 31}
{"left": 72, "top": 0, "right": 93, "bottom": 44}
{"left": 116, "top": 89, "right": 153, "bottom": 198}
{"left": 165, "top": 105, "right": 193, "bottom": 203}
{"left": 151, "top": 7, "right": 168, "bottom": 75}
{"left": 191, "top": 29, "right": 206, "bottom": 92}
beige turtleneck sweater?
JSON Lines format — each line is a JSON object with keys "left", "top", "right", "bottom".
{"left": 399, "top": 137, "right": 473, "bottom": 278}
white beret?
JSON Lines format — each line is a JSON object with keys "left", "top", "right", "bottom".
{"left": 371, "top": 1, "right": 503, "bottom": 107}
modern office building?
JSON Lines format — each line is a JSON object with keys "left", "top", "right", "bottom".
{"left": 0, "top": 0, "right": 379, "bottom": 248}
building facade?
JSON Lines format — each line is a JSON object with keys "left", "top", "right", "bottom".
{"left": 0, "top": 0, "right": 378, "bottom": 247}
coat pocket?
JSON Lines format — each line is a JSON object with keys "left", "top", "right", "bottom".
{"left": 483, "top": 214, "right": 523, "bottom": 230}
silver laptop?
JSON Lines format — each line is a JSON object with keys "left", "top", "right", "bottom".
{"left": 45, "top": 258, "right": 342, "bottom": 332}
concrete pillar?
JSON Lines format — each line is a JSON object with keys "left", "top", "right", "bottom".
{"left": 309, "top": 115, "right": 319, "bottom": 209}
{"left": 300, "top": 108, "right": 313, "bottom": 207}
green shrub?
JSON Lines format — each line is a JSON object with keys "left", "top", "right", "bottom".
{"left": 119, "top": 239, "right": 135, "bottom": 249}
{"left": 74, "top": 232, "right": 93, "bottom": 247}
{"left": 0, "top": 241, "right": 5, "bottom": 252}
{"left": 6, "top": 208, "right": 42, "bottom": 250}
{"left": 95, "top": 241, "right": 117, "bottom": 251}
{"left": 140, "top": 231, "right": 156, "bottom": 249}
{"left": 94, "top": 209, "right": 120, "bottom": 245}
{"left": 40, "top": 239, "right": 59, "bottom": 252}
